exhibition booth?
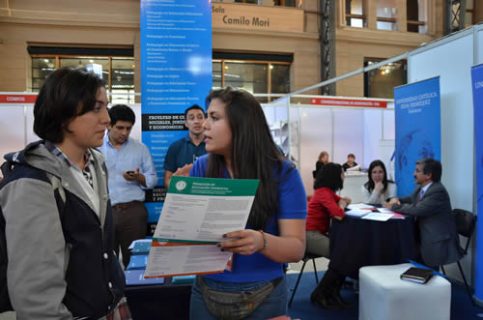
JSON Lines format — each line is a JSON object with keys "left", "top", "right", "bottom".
{"left": 280, "top": 23, "right": 483, "bottom": 305}
{"left": 0, "top": 93, "right": 394, "bottom": 203}
{"left": 403, "top": 24, "right": 483, "bottom": 303}
{"left": 2, "top": 22, "right": 483, "bottom": 318}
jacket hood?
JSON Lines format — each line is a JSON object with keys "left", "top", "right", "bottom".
{"left": 4, "top": 140, "right": 110, "bottom": 226}
{"left": 4, "top": 140, "right": 66, "bottom": 179}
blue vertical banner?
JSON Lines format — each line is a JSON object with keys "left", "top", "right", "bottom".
{"left": 394, "top": 77, "right": 441, "bottom": 196}
{"left": 471, "top": 64, "right": 483, "bottom": 303}
{"left": 140, "top": 0, "right": 212, "bottom": 226}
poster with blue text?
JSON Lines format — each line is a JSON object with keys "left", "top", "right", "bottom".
{"left": 394, "top": 77, "right": 441, "bottom": 196}
{"left": 471, "top": 64, "right": 483, "bottom": 302}
{"left": 141, "top": 0, "right": 212, "bottom": 227}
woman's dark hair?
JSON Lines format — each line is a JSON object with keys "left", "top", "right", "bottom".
{"left": 318, "top": 151, "right": 329, "bottom": 162}
{"left": 314, "top": 162, "right": 344, "bottom": 191}
{"left": 205, "top": 87, "right": 284, "bottom": 230}
{"left": 364, "top": 160, "right": 390, "bottom": 193}
{"left": 33, "top": 67, "right": 106, "bottom": 143}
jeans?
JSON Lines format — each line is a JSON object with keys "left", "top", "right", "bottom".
{"left": 189, "top": 276, "right": 288, "bottom": 320}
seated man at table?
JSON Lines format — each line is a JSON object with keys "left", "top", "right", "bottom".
{"left": 385, "top": 158, "right": 462, "bottom": 268}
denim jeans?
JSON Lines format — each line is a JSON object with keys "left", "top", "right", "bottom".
{"left": 189, "top": 276, "right": 288, "bottom": 320}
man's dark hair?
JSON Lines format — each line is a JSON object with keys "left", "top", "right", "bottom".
{"left": 108, "top": 104, "right": 135, "bottom": 126}
{"left": 314, "top": 162, "right": 344, "bottom": 191}
{"left": 347, "top": 153, "right": 355, "bottom": 159}
{"left": 417, "top": 158, "right": 442, "bottom": 182}
{"left": 33, "top": 67, "right": 106, "bottom": 143}
{"left": 184, "top": 104, "right": 205, "bottom": 119}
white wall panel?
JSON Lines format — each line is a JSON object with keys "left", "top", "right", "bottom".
{"left": 0, "top": 105, "right": 27, "bottom": 165}
{"left": 408, "top": 32, "right": 474, "bottom": 211}
{"left": 477, "top": 25, "right": 483, "bottom": 64}
{"left": 25, "top": 105, "right": 38, "bottom": 145}
{"left": 363, "top": 109, "right": 383, "bottom": 169}
{"left": 298, "top": 107, "right": 333, "bottom": 195}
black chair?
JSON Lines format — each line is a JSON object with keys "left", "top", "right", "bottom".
{"left": 288, "top": 252, "right": 322, "bottom": 307}
{"left": 441, "top": 208, "right": 476, "bottom": 306}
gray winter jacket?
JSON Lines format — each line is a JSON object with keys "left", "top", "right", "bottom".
{"left": 0, "top": 141, "right": 124, "bottom": 319}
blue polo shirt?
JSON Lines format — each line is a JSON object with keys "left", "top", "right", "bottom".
{"left": 163, "top": 136, "right": 206, "bottom": 173}
{"left": 190, "top": 155, "right": 307, "bottom": 283}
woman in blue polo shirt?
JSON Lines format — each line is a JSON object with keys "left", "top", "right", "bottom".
{"left": 189, "top": 87, "right": 307, "bottom": 319}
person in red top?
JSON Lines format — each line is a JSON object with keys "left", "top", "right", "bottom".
{"left": 306, "top": 163, "right": 351, "bottom": 310}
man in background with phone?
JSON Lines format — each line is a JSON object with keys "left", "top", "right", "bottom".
{"left": 163, "top": 104, "right": 206, "bottom": 188}
{"left": 100, "top": 104, "right": 157, "bottom": 268}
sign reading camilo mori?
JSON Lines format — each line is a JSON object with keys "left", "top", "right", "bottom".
{"left": 140, "top": 0, "right": 212, "bottom": 226}
{"left": 471, "top": 64, "right": 483, "bottom": 303}
{"left": 394, "top": 77, "right": 441, "bottom": 196}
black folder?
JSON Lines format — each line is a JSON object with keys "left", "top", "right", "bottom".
{"left": 400, "top": 267, "right": 433, "bottom": 284}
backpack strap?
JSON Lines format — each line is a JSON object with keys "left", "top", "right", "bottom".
{"left": 45, "top": 172, "right": 69, "bottom": 273}
{"left": 47, "top": 173, "right": 66, "bottom": 206}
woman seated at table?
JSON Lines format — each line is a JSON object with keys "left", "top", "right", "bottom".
{"left": 306, "top": 163, "right": 351, "bottom": 309}
{"left": 362, "top": 160, "right": 397, "bottom": 205}
{"left": 312, "top": 151, "right": 329, "bottom": 178}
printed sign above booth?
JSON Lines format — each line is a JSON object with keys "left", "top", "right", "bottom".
{"left": 310, "top": 97, "right": 387, "bottom": 108}
{"left": 0, "top": 94, "right": 37, "bottom": 104}
{"left": 212, "top": 3, "right": 303, "bottom": 33}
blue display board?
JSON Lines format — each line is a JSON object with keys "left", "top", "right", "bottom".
{"left": 471, "top": 64, "right": 483, "bottom": 302}
{"left": 140, "top": 0, "right": 212, "bottom": 225}
{"left": 394, "top": 77, "right": 441, "bottom": 196}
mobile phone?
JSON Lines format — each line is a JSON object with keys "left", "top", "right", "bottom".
{"left": 126, "top": 171, "right": 135, "bottom": 175}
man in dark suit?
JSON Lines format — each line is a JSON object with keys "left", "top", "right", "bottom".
{"left": 385, "top": 158, "right": 462, "bottom": 268}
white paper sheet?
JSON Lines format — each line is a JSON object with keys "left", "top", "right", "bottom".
{"left": 145, "top": 244, "right": 233, "bottom": 278}
{"left": 347, "top": 203, "right": 375, "bottom": 210}
{"left": 345, "top": 209, "right": 372, "bottom": 218}
{"left": 145, "top": 176, "right": 259, "bottom": 277}
{"left": 362, "top": 212, "right": 395, "bottom": 221}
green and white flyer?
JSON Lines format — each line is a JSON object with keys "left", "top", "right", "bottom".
{"left": 145, "top": 176, "right": 259, "bottom": 277}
